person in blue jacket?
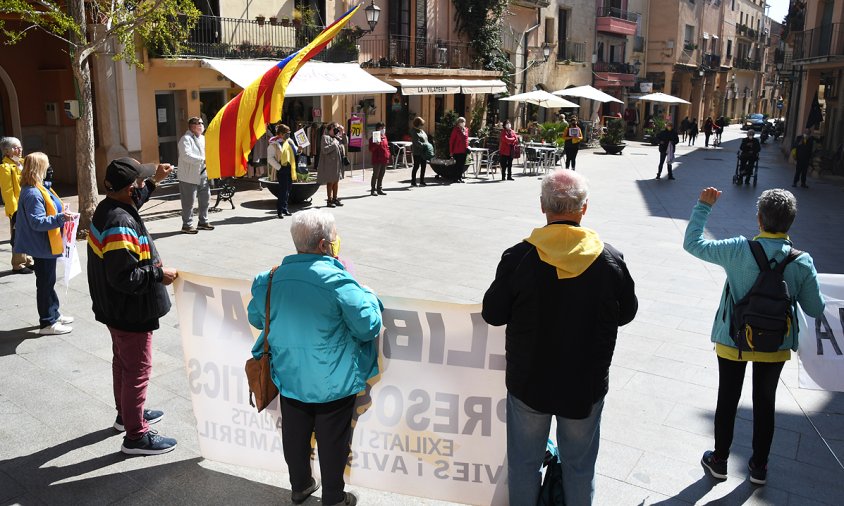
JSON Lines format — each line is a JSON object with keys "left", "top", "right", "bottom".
{"left": 248, "top": 208, "right": 383, "bottom": 506}
{"left": 684, "top": 187, "right": 824, "bottom": 486}
{"left": 14, "top": 152, "right": 75, "bottom": 334}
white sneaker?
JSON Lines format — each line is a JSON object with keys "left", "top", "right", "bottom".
{"left": 58, "top": 315, "right": 74, "bottom": 324}
{"left": 39, "top": 322, "right": 73, "bottom": 335}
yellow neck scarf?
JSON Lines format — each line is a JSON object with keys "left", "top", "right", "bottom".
{"left": 35, "top": 184, "right": 64, "bottom": 255}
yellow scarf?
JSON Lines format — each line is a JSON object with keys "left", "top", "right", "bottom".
{"left": 35, "top": 184, "right": 64, "bottom": 255}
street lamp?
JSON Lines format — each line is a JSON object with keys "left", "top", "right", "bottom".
{"left": 364, "top": 0, "right": 381, "bottom": 32}
{"left": 542, "top": 43, "right": 551, "bottom": 62}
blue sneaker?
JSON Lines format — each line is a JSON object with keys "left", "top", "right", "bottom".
{"left": 701, "top": 450, "right": 728, "bottom": 480}
{"left": 113, "top": 409, "right": 164, "bottom": 432}
{"left": 121, "top": 430, "right": 177, "bottom": 455}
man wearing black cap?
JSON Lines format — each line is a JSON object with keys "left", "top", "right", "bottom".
{"left": 87, "top": 158, "right": 180, "bottom": 455}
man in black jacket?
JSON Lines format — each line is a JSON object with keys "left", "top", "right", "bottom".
{"left": 482, "top": 169, "right": 637, "bottom": 506}
{"left": 738, "top": 130, "right": 761, "bottom": 185}
{"left": 791, "top": 129, "right": 814, "bottom": 188}
{"left": 87, "top": 158, "right": 179, "bottom": 455}
{"left": 656, "top": 123, "right": 680, "bottom": 180}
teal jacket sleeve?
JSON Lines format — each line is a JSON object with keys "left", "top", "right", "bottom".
{"left": 336, "top": 276, "right": 383, "bottom": 343}
{"left": 248, "top": 272, "right": 269, "bottom": 359}
{"left": 793, "top": 255, "right": 825, "bottom": 319}
{"left": 683, "top": 201, "right": 745, "bottom": 266}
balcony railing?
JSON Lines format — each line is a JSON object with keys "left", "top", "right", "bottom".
{"left": 169, "top": 15, "right": 360, "bottom": 62}
{"left": 596, "top": 6, "right": 639, "bottom": 22}
{"left": 593, "top": 61, "right": 638, "bottom": 74}
{"left": 734, "top": 58, "right": 762, "bottom": 71}
{"left": 792, "top": 23, "right": 844, "bottom": 61}
{"left": 702, "top": 53, "right": 721, "bottom": 69}
{"left": 558, "top": 40, "right": 587, "bottom": 62}
{"left": 358, "top": 35, "right": 474, "bottom": 69}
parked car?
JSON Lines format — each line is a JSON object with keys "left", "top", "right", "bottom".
{"left": 741, "top": 113, "right": 768, "bottom": 131}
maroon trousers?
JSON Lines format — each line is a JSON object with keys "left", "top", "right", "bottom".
{"left": 109, "top": 326, "right": 153, "bottom": 439}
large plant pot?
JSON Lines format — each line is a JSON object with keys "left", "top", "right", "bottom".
{"left": 429, "top": 158, "right": 467, "bottom": 181}
{"left": 600, "top": 142, "right": 627, "bottom": 155}
{"left": 260, "top": 178, "right": 320, "bottom": 204}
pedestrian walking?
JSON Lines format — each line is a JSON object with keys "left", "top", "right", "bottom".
{"left": 0, "top": 136, "right": 35, "bottom": 274}
{"left": 482, "top": 169, "right": 637, "bottom": 505}
{"left": 368, "top": 122, "right": 389, "bottom": 195}
{"left": 88, "top": 158, "right": 178, "bottom": 455}
{"left": 177, "top": 117, "right": 214, "bottom": 234}
{"left": 449, "top": 116, "right": 469, "bottom": 183}
{"left": 316, "top": 122, "right": 344, "bottom": 207}
{"left": 680, "top": 116, "right": 690, "bottom": 143}
{"left": 684, "top": 187, "right": 824, "bottom": 486}
{"left": 791, "top": 129, "right": 814, "bottom": 188}
{"left": 688, "top": 119, "right": 699, "bottom": 146}
{"left": 14, "top": 152, "right": 75, "bottom": 334}
{"left": 248, "top": 209, "right": 382, "bottom": 506}
{"left": 563, "top": 115, "right": 584, "bottom": 170}
{"left": 656, "top": 123, "right": 679, "bottom": 180}
{"left": 411, "top": 117, "right": 432, "bottom": 187}
{"left": 268, "top": 123, "right": 296, "bottom": 218}
{"left": 704, "top": 117, "right": 715, "bottom": 148}
{"left": 499, "top": 119, "right": 518, "bottom": 181}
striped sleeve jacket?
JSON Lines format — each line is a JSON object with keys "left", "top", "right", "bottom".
{"left": 86, "top": 182, "right": 171, "bottom": 332}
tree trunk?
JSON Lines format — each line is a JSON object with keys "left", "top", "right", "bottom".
{"left": 68, "top": 0, "right": 98, "bottom": 239}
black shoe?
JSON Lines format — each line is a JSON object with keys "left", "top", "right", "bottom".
{"left": 411, "top": 182, "right": 417, "bottom": 187}
{"left": 333, "top": 198, "right": 344, "bottom": 207}
{"left": 701, "top": 450, "right": 728, "bottom": 480}
{"left": 371, "top": 190, "right": 377, "bottom": 196}
{"left": 325, "top": 492, "right": 357, "bottom": 506}
{"left": 420, "top": 182, "right": 427, "bottom": 186}
{"left": 14, "top": 267, "right": 34, "bottom": 274}
{"left": 326, "top": 201, "right": 336, "bottom": 208}
{"left": 655, "top": 174, "right": 661, "bottom": 180}
{"left": 121, "top": 430, "right": 177, "bottom": 455}
{"left": 668, "top": 175, "right": 675, "bottom": 180}
{"left": 283, "top": 211, "right": 292, "bottom": 216}
{"left": 377, "top": 189, "right": 386, "bottom": 196}
{"left": 277, "top": 214, "right": 284, "bottom": 219}
{"left": 291, "top": 478, "right": 320, "bottom": 504}
{"left": 748, "top": 460, "right": 767, "bottom": 485}
{"left": 507, "top": 177, "right": 514, "bottom": 181}
{"left": 114, "top": 409, "right": 164, "bottom": 432}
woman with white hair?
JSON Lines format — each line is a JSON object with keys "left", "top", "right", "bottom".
{"left": 14, "top": 152, "right": 75, "bottom": 334}
{"left": 449, "top": 116, "right": 469, "bottom": 183}
{"left": 0, "top": 136, "right": 35, "bottom": 273}
{"left": 247, "top": 209, "right": 383, "bottom": 506}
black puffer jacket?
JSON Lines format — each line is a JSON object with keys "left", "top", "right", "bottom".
{"left": 87, "top": 181, "right": 171, "bottom": 332}
{"left": 482, "top": 222, "right": 637, "bottom": 418}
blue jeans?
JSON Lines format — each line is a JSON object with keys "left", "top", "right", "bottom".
{"left": 33, "top": 257, "right": 59, "bottom": 328}
{"left": 507, "top": 393, "right": 604, "bottom": 506}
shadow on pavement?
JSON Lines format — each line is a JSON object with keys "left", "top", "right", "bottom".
{"left": 0, "top": 429, "right": 289, "bottom": 505}
{"left": 0, "top": 325, "right": 41, "bottom": 356}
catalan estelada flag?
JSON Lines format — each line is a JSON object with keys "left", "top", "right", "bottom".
{"left": 205, "top": 4, "right": 360, "bottom": 179}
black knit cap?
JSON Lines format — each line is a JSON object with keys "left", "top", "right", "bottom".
{"left": 104, "top": 158, "right": 155, "bottom": 191}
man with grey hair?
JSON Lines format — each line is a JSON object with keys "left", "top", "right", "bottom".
{"left": 248, "top": 209, "right": 382, "bottom": 506}
{"left": 482, "top": 169, "right": 637, "bottom": 505}
{"left": 177, "top": 117, "right": 213, "bottom": 234}
{"left": 0, "top": 136, "right": 35, "bottom": 273}
{"left": 684, "top": 187, "right": 823, "bottom": 486}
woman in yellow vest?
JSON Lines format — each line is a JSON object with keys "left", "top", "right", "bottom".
{"left": 0, "top": 136, "right": 35, "bottom": 273}
{"left": 14, "top": 152, "right": 75, "bottom": 335}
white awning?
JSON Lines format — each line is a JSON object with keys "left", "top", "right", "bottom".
{"left": 201, "top": 59, "right": 396, "bottom": 97}
{"left": 396, "top": 78, "right": 507, "bottom": 95}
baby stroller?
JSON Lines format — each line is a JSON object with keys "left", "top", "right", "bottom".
{"left": 733, "top": 150, "right": 758, "bottom": 186}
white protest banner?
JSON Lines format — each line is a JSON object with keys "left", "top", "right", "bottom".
{"left": 798, "top": 274, "right": 844, "bottom": 392}
{"left": 61, "top": 212, "right": 81, "bottom": 290}
{"left": 294, "top": 128, "right": 310, "bottom": 148}
{"left": 174, "top": 271, "right": 509, "bottom": 505}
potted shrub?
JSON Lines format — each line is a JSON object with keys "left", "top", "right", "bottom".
{"left": 260, "top": 170, "right": 320, "bottom": 206}
{"left": 281, "top": 17, "right": 291, "bottom": 27}
{"left": 269, "top": 16, "right": 278, "bottom": 26}
{"left": 429, "top": 110, "right": 465, "bottom": 181}
{"left": 600, "top": 118, "right": 627, "bottom": 154}
{"left": 256, "top": 15, "right": 266, "bottom": 26}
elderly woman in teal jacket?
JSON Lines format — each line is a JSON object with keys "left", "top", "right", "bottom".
{"left": 248, "top": 208, "right": 382, "bottom": 506}
{"left": 684, "top": 187, "right": 824, "bottom": 486}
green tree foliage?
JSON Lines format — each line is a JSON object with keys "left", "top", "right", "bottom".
{"left": 452, "top": 0, "right": 514, "bottom": 81}
{"left": 434, "top": 110, "right": 459, "bottom": 160}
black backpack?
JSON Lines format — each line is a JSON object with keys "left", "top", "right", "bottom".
{"left": 729, "top": 241, "right": 802, "bottom": 357}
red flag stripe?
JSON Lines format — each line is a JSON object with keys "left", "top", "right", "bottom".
{"left": 218, "top": 94, "right": 243, "bottom": 178}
